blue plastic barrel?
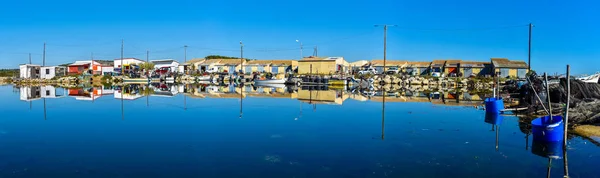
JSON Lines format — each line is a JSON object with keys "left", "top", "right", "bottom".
{"left": 531, "top": 115, "right": 564, "bottom": 142}
{"left": 532, "top": 140, "right": 563, "bottom": 159}
{"left": 484, "top": 112, "right": 504, "bottom": 125}
{"left": 484, "top": 97, "right": 505, "bottom": 113}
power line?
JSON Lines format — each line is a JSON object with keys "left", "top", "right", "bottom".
{"left": 45, "top": 41, "right": 120, "bottom": 47}
{"left": 393, "top": 24, "right": 529, "bottom": 32}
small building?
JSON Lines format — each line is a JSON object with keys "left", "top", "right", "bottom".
{"left": 244, "top": 60, "right": 298, "bottom": 75}
{"left": 151, "top": 59, "right": 180, "bottom": 73}
{"left": 245, "top": 60, "right": 272, "bottom": 74}
{"left": 19, "top": 64, "right": 41, "bottom": 79}
{"left": 491, "top": 58, "right": 529, "bottom": 78}
{"left": 404, "top": 61, "right": 432, "bottom": 76}
{"left": 40, "top": 66, "right": 66, "bottom": 79}
{"left": 68, "top": 60, "right": 104, "bottom": 75}
{"left": 95, "top": 60, "right": 115, "bottom": 75}
{"left": 41, "top": 86, "right": 65, "bottom": 98}
{"left": 196, "top": 59, "right": 223, "bottom": 73}
{"left": 218, "top": 59, "right": 245, "bottom": 74}
{"left": 459, "top": 61, "right": 492, "bottom": 77}
{"left": 297, "top": 88, "right": 349, "bottom": 105}
{"left": 113, "top": 58, "right": 145, "bottom": 74}
{"left": 68, "top": 88, "right": 101, "bottom": 101}
{"left": 269, "top": 60, "right": 297, "bottom": 74}
{"left": 298, "top": 56, "right": 348, "bottom": 75}
{"left": 443, "top": 60, "right": 462, "bottom": 77}
{"left": 349, "top": 60, "right": 369, "bottom": 74}
{"left": 19, "top": 86, "right": 41, "bottom": 101}
{"left": 180, "top": 58, "right": 205, "bottom": 74}
{"left": 368, "top": 60, "right": 408, "bottom": 74}
{"left": 430, "top": 60, "right": 446, "bottom": 74}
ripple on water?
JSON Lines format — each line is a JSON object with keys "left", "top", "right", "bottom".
{"left": 264, "top": 155, "right": 281, "bottom": 163}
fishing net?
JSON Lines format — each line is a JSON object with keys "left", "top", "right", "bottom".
{"left": 514, "top": 72, "right": 600, "bottom": 124}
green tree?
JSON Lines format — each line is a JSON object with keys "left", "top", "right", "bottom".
{"left": 139, "top": 62, "right": 155, "bottom": 71}
{"left": 205, "top": 55, "right": 239, "bottom": 59}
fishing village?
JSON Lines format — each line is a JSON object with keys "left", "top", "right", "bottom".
{"left": 6, "top": 51, "right": 600, "bottom": 127}
{"left": 1, "top": 26, "right": 599, "bottom": 178}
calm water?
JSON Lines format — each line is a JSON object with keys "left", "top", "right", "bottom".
{"left": 1, "top": 84, "right": 599, "bottom": 178}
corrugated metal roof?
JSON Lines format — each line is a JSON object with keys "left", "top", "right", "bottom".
{"left": 184, "top": 58, "right": 205, "bottom": 64}
{"left": 246, "top": 60, "right": 272, "bottom": 65}
{"left": 460, "top": 61, "right": 489, "bottom": 68}
{"left": 444, "top": 60, "right": 462, "bottom": 66}
{"left": 270, "top": 60, "right": 295, "bottom": 66}
{"left": 491, "top": 58, "right": 528, "bottom": 68}
{"left": 369, "top": 60, "right": 407, "bottom": 66}
{"left": 431, "top": 60, "right": 446, "bottom": 67}
{"left": 405, "top": 61, "right": 431, "bottom": 67}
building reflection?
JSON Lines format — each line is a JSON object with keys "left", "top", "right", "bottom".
{"left": 15, "top": 84, "right": 493, "bottom": 106}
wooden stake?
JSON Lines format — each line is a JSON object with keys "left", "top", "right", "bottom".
{"left": 563, "top": 65, "right": 570, "bottom": 178}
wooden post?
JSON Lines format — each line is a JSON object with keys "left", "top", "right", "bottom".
{"left": 563, "top": 65, "right": 570, "bottom": 177}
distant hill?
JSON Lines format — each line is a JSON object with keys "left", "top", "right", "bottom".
{"left": 205, "top": 55, "right": 239, "bottom": 59}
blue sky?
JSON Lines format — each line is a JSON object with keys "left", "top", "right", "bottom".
{"left": 0, "top": 0, "right": 597, "bottom": 74}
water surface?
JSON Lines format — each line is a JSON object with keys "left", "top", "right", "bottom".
{"left": 0, "top": 85, "right": 598, "bottom": 178}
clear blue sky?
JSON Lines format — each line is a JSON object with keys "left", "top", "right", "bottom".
{"left": 0, "top": 0, "right": 598, "bottom": 75}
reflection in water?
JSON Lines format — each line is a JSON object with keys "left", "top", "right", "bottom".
{"left": 18, "top": 86, "right": 67, "bottom": 120}
{"left": 484, "top": 113, "right": 503, "bottom": 151}
{"left": 7, "top": 84, "right": 597, "bottom": 177}
{"left": 381, "top": 88, "right": 385, "bottom": 140}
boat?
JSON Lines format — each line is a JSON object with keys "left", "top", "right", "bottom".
{"left": 196, "top": 75, "right": 212, "bottom": 81}
{"left": 123, "top": 78, "right": 156, "bottom": 84}
{"left": 577, "top": 72, "right": 600, "bottom": 83}
{"left": 254, "top": 78, "right": 287, "bottom": 84}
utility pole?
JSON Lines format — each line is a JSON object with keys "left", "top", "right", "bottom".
{"left": 240, "top": 41, "right": 243, "bottom": 75}
{"left": 184, "top": 45, "right": 188, "bottom": 74}
{"left": 313, "top": 46, "right": 318, "bottom": 57}
{"left": 382, "top": 89, "right": 385, "bottom": 140}
{"left": 528, "top": 23, "right": 533, "bottom": 71}
{"left": 375, "top": 25, "right": 396, "bottom": 74}
{"left": 146, "top": 50, "right": 149, "bottom": 77}
{"left": 120, "top": 39, "right": 124, "bottom": 120}
{"left": 121, "top": 39, "right": 124, "bottom": 75}
{"left": 29, "top": 53, "right": 31, "bottom": 64}
{"left": 42, "top": 42, "right": 46, "bottom": 66}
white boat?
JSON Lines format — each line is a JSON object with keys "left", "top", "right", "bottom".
{"left": 254, "top": 78, "right": 287, "bottom": 84}
{"left": 577, "top": 72, "right": 600, "bottom": 83}
{"left": 196, "top": 75, "right": 212, "bottom": 81}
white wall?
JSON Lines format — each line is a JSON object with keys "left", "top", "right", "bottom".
{"left": 19, "top": 86, "right": 41, "bottom": 101}
{"left": 40, "top": 67, "right": 56, "bottom": 79}
{"left": 114, "top": 59, "right": 145, "bottom": 68}
{"left": 20, "top": 65, "right": 40, "bottom": 79}
{"left": 41, "top": 86, "right": 57, "bottom": 98}
{"left": 101, "top": 66, "right": 114, "bottom": 74}
{"left": 154, "top": 61, "right": 180, "bottom": 72}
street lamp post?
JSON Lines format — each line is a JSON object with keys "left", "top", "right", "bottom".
{"left": 374, "top": 24, "right": 396, "bottom": 74}
{"left": 240, "top": 41, "right": 244, "bottom": 75}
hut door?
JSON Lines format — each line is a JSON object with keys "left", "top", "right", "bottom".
{"left": 464, "top": 67, "right": 473, "bottom": 77}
